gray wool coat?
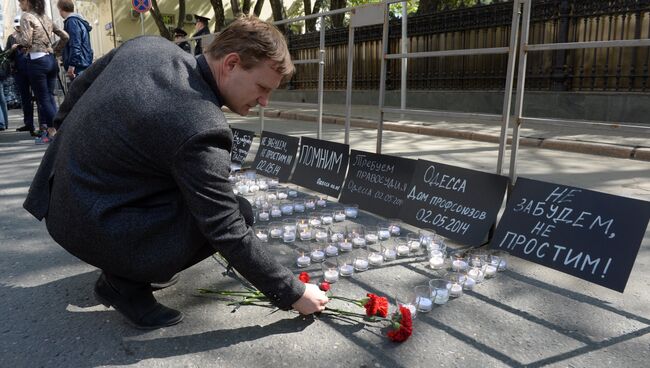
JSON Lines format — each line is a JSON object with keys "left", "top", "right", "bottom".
{"left": 23, "top": 36, "right": 305, "bottom": 310}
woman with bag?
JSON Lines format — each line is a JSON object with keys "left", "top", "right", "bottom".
{"left": 15, "top": 0, "right": 68, "bottom": 143}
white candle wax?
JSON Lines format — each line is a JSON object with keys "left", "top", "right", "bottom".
{"left": 429, "top": 256, "right": 445, "bottom": 269}
{"left": 463, "top": 277, "right": 476, "bottom": 290}
{"left": 258, "top": 182, "right": 268, "bottom": 191}
{"left": 325, "top": 245, "right": 339, "bottom": 257}
{"left": 397, "top": 244, "right": 410, "bottom": 256}
{"left": 238, "top": 185, "right": 249, "bottom": 194}
{"left": 267, "top": 193, "right": 277, "bottom": 201}
{"left": 378, "top": 230, "right": 391, "bottom": 240}
{"left": 316, "top": 199, "right": 326, "bottom": 207}
{"left": 321, "top": 216, "right": 333, "bottom": 225}
{"left": 334, "top": 213, "right": 346, "bottom": 222}
{"left": 485, "top": 264, "right": 497, "bottom": 277}
{"left": 288, "top": 190, "right": 298, "bottom": 198}
{"left": 310, "top": 250, "right": 325, "bottom": 262}
{"left": 495, "top": 259, "right": 507, "bottom": 271}
{"left": 309, "top": 219, "right": 322, "bottom": 227}
{"left": 389, "top": 225, "right": 401, "bottom": 236}
{"left": 324, "top": 269, "right": 339, "bottom": 283}
{"left": 315, "top": 232, "right": 328, "bottom": 242}
{"left": 383, "top": 249, "right": 397, "bottom": 261}
{"left": 430, "top": 250, "right": 443, "bottom": 258}
{"left": 354, "top": 259, "right": 369, "bottom": 271}
{"left": 365, "top": 234, "right": 378, "bottom": 243}
{"left": 344, "top": 209, "right": 358, "bottom": 218}
{"left": 297, "top": 222, "right": 309, "bottom": 231}
{"left": 249, "top": 184, "right": 260, "bottom": 193}
{"left": 408, "top": 240, "right": 421, "bottom": 252}
{"left": 339, "top": 264, "right": 354, "bottom": 276}
{"left": 415, "top": 296, "right": 433, "bottom": 312}
{"left": 296, "top": 256, "right": 310, "bottom": 268}
{"left": 352, "top": 237, "right": 366, "bottom": 247}
{"left": 368, "top": 253, "right": 384, "bottom": 266}
{"left": 339, "top": 241, "right": 352, "bottom": 252}
{"left": 467, "top": 268, "right": 484, "bottom": 283}
{"left": 268, "top": 179, "right": 279, "bottom": 188}
{"left": 305, "top": 202, "right": 315, "bottom": 210}
{"left": 256, "top": 233, "right": 268, "bottom": 242}
{"left": 300, "top": 231, "right": 312, "bottom": 241}
{"left": 258, "top": 212, "right": 270, "bottom": 221}
{"left": 449, "top": 283, "right": 463, "bottom": 297}
{"left": 270, "top": 229, "right": 283, "bottom": 238}
{"left": 283, "top": 232, "right": 296, "bottom": 242}
{"left": 451, "top": 259, "right": 469, "bottom": 272}
{"left": 280, "top": 205, "right": 293, "bottom": 216}
{"left": 433, "top": 288, "right": 450, "bottom": 304}
{"left": 294, "top": 204, "right": 305, "bottom": 213}
{"left": 278, "top": 192, "right": 288, "bottom": 200}
{"left": 330, "top": 233, "right": 344, "bottom": 242}
{"left": 271, "top": 209, "right": 282, "bottom": 218}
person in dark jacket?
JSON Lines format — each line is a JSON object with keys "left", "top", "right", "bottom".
{"left": 173, "top": 27, "right": 191, "bottom": 53}
{"left": 191, "top": 14, "right": 210, "bottom": 55}
{"left": 23, "top": 16, "right": 328, "bottom": 330}
{"left": 57, "top": 0, "right": 93, "bottom": 80}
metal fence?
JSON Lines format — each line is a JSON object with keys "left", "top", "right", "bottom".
{"left": 286, "top": 0, "right": 650, "bottom": 92}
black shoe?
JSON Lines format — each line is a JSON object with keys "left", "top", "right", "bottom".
{"left": 151, "top": 273, "right": 180, "bottom": 291}
{"left": 94, "top": 272, "right": 184, "bottom": 330}
{"left": 16, "top": 125, "right": 33, "bottom": 132}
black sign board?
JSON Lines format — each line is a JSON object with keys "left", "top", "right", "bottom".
{"left": 399, "top": 159, "right": 508, "bottom": 246}
{"left": 290, "top": 136, "right": 350, "bottom": 197}
{"left": 339, "top": 150, "right": 416, "bottom": 218}
{"left": 252, "top": 131, "right": 300, "bottom": 182}
{"left": 489, "top": 177, "right": 650, "bottom": 292}
{"left": 230, "top": 128, "right": 255, "bottom": 164}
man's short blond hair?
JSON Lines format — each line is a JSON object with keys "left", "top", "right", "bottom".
{"left": 205, "top": 15, "right": 294, "bottom": 81}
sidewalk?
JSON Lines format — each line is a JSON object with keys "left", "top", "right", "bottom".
{"left": 250, "top": 102, "right": 650, "bottom": 161}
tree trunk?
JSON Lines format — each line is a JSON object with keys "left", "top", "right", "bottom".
{"left": 210, "top": 0, "right": 227, "bottom": 32}
{"left": 269, "top": 0, "right": 286, "bottom": 33}
{"left": 177, "top": 0, "right": 186, "bottom": 29}
{"left": 303, "top": 0, "right": 323, "bottom": 32}
{"left": 330, "top": 0, "right": 346, "bottom": 28}
{"left": 417, "top": 0, "right": 443, "bottom": 15}
{"left": 253, "top": 0, "right": 265, "bottom": 17}
{"left": 242, "top": 0, "right": 252, "bottom": 15}
{"left": 150, "top": 0, "right": 172, "bottom": 39}
{"left": 231, "top": 0, "right": 242, "bottom": 18}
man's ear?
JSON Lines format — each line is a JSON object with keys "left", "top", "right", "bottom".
{"left": 223, "top": 53, "right": 240, "bottom": 72}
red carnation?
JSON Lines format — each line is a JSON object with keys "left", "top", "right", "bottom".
{"left": 298, "top": 272, "right": 310, "bottom": 283}
{"left": 363, "top": 293, "right": 389, "bottom": 318}
{"left": 319, "top": 281, "right": 331, "bottom": 291}
{"left": 387, "top": 306, "right": 413, "bottom": 342}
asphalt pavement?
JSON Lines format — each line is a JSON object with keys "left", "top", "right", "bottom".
{"left": 1, "top": 107, "right": 649, "bottom": 368}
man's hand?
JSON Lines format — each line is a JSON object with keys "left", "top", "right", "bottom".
{"left": 67, "top": 66, "right": 76, "bottom": 79}
{"left": 291, "top": 283, "right": 329, "bottom": 315}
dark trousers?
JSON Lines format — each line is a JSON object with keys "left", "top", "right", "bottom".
{"left": 17, "top": 55, "right": 58, "bottom": 129}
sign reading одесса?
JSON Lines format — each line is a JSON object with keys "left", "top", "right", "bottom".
{"left": 399, "top": 159, "right": 508, "bottom": 246}
{"left": 340, "top": 150, "right": 416, "bottom": 218}
{"left": 291, "top": 136, "right": 350, "bottom": 197}
{"left": 230, "top": 128, "right": 255, "bottom": 164}
{"left": 489, "top": 177, "right": 650, "bottom": 292}
{"left": 252, "top": 131, "right": 299, "bottom": 182}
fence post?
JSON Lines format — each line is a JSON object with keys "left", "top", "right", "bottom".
{"left": 551, "top": 0, "right": 571, "bottom": 91}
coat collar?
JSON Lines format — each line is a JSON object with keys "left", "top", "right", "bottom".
{"left": 196, "top": 54, "right": 224, "bottom": 108}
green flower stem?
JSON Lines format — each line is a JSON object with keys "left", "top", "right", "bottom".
{"left": 197, "top": 288, "right": 264, "bottom": 297}
{"left": 329, "top": 295, "right": 364, "bottom": 307}
{"left": 324, "top": 306, "right": 369, "bottom": 319}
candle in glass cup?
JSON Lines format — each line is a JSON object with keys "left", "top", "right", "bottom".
{"left": 352, "top": 237, "right": 366, "bottom": 247}
{"left": 258, "top": 181, "right": 268, "bottom": 191}
{"left": 300, "top": 229, "right": 312, "bottom": 241}
{"left": 368, "top": 253, "right": 384, "bottom": 266}
{"left": 484, "top": 264, "right": 497, "bottom": 277}
{"left": 333, "top": 212, "right": 346, "bottom": 222}
{"left": 415, "top": 296, "right": 433, "bottom": 312}
{"left": 408, "top": 240, "right": 421, "bottom": 252}
{"left": 339, "top": 263, "right": 354, "bottom": 276}
{"left": 288, "top": 189, "right": 298, "bottom": 198}
{"left": 270, "top": 208, "right": 282, "bottom": 218}
{"left": 449, "top": 283, "right": 463, "bottom": 297}
{"left": 283, "top": 231, "right": 296, "bottom": 243}
{"left": 294, "top": 202, "right": 305, "bottom": 213}
{"left": 310, "top": 249, "right": 325, "bottom": 263}
{"left": 316, "top": 198, "right": 327, "bottom": 208}
{"left": 269, "top": 225, "right": 283, "bottom": 238}
{"left": 378, "top": 228, "right": 391, "bottom": 240}
{"left": 280, "top": 203, "right": 293, "bottom": 216}
{"left": 451, "top": 259, "right": 469, "bottom": 272}
{"left": 344, "top": 205, "right": 358, "bottom": 219}
{"left": 383, "top": 247, "right": 397, "bottom": 261}
{"left": 315, "top": 230, "right": 328, "bottom": 243}
{"left": 433, "top": 288, "right": 449, "bottom": 305}
{"left": 397, "top": 244, "right": 410, "bottom": 257}
{"left": 249, "top": 183, "right": 260, "bottom": 193}
{"left": 467, "top": 267, "right": 485, "bottom": 283}
{"left": 305, "top": 198, "right": 316, "bottom": 210}
{"left": 463, "top": 276, "right": 476, "bottom": 290}
{"left": 330, "top": 231, "right": 344, "bottom": 243}
{"left": 429, "top": 255, "right": 445, "bottom": 269}
{"left": 389, "top": 225, "right": 401, "bottom": 236}
{"left": 321, "top": 213, "right": 333, "bottom": 225}
{"left": 338, "top": 239, "right": 353, "bottom": 252}
{"left": 325, "top": 244, "right": 339, "bottom": 257}
{"left": 365, "top": 233, "right": 378, "bottom": 244}
{"left": 296, "top": 254, "right": 310, "bottom": 268}
{"left": 324, "top": 269, "right": 339, "bottom": 283}
{"left": 309, "top": 218, "right": 322, "bottom": 227}
{"left": 353, "top": 258, "right": 369, "bottom": 271}
{"left": 258, "top": 212, "right": 270, "bottom": 222}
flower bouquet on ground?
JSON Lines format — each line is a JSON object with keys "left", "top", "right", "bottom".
{"left": 199, "top": 271, "right": 413, "bottom": 343}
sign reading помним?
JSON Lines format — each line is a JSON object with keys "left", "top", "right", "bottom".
{"left": 489, "top": 177, "right": 650, "bottom": 292}
{"left": 291, "top": 137, "right": 349, "bottom": 197}
{"left": 251, "top": 131, "right": 299, "bottom": 182}
{"left": 399, "top": 159, "right": 508, "bottom": 246}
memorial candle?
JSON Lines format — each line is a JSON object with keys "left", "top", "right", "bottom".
{"left": 344, "top": 206, "right": 358, "bottom": 219}
{"left": 368, "top": 253, "right": 384, "bottom": 266}
{"left": 449, "top": 283, "right": 463, "bottom": 297}
{"left": 351, "top": 237, "right": 366, "bottom": 247}
{"left": 258, "top": 212, "right": 270, "bottom": 222}
{"left": 484, "top": 264, "right": 497, "bottom": 278}
{"left": 256, "top": 232, "right": 268, "bottom": 242}
{"left": 396, "top": 244, "right": 410, "bottom": 257}
{"left": 378, "top": 229, "right": 391, "bottom": 240}
{"left": 364, "top": 234, "right": 378, "bottom": 244}
{"left": 339, "top": 264, "right": 354, "bottom": 276}
{"left": 408, "top": 240, "right": 421, "bottom": 252}
{"left": 338, "top": 239, "right": 353, "bottom": 252}
{"left": 415, "top": 296, "right": 433, "bottom": 312}
{"left": 321, "top": 214, "right": 333, "bottom": 225}
{"left": 325, "top": 244, "right": 339, "bottom": 257}
{"left": 334, "top": 213, "right": 346, "bottom": 222}
{"left": 315, "top": 231, "right": 328, "bottom": 242}
{"left": 429, "top": 255, "right": 445, "bottom": 269}
{"left": 310, "top": 250, "right": 325, "bottom": 262}
{"left": 296, "top": 254, "right": 310, "bottom": 268}
{"left": 353, "top": 258, "right": 369, "bottom": 271}
{"left": 283, "top": 231, "right": 296, "bottom": 243}
{"left": 383, "top": 248, "right": 397, "bottom": 261}
{"left": 463, "top": 277, "right": 476, "bottom": 290}
{"left": 451, "top": 259, "right": 469, "bottom": 272}
{"left": 324, "top": 269, "right": 339, "bottom": 283}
